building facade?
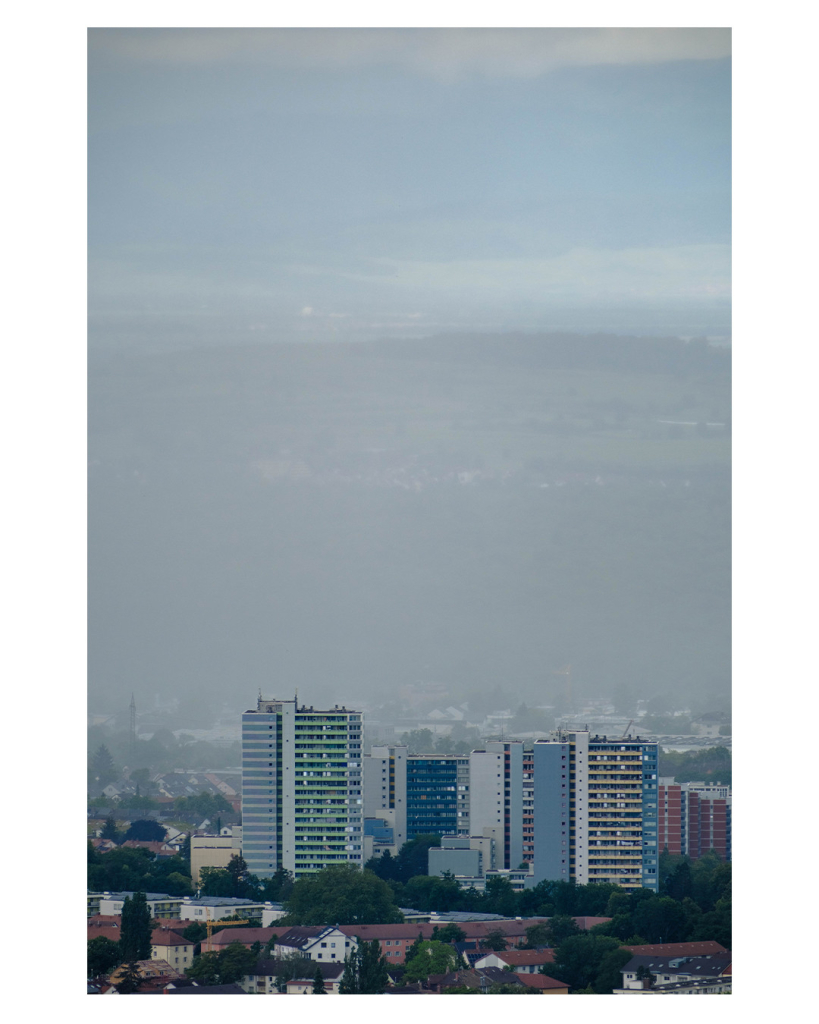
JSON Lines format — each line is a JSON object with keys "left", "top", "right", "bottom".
{"left": 657, "top": 780, "right": 731, "bottom": 861}
{"left": 241, "top": 696, "right": 364, "bottom": 878}
{"left": 532, "top": 731, "right": 659, "bottom": 890}
{"left": 362, "top": 743, "right": 408, "bottom": 849}
{"left": 469, "top": 742, "right": 523, "bottom": 869}
{"left": 405, "top": 754, "right": 470, "bottom": 839}
{"left": 522, "top": 749, "right": 534, "bottom": 864}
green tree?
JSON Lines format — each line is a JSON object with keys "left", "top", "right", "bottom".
{"left": 225, "top": 853, "right": 262, "bottom": 900}
{"left": 87, "top": 935, "right": 122, "bottom": 978}
{"left": 523, "top": 923, "right": 551, "bottom": 948}
{"left": 635, "top": 964, "right": 656, "bottom": 988}
{"left": 259, "top": 866, "right": 294, "bottom": 902}
{"left": 114, "top": 961, "right": 143, "bottom": 994}
{"left": 199, "top": 866, "right": 237, "bottom": 897}
{"left": 691, "top": 895, "right": 731, "bottom": 948}
{"left": 432, "top": 923, "right": 466, "bottom": 944}
{"left": 182, "top": 922, "right": 208, "bottom": 944}
{"left": 400, "top": 728, "right": 435, "bottom": 753}
{"left": 163, "top": 871, "right": 194, "bottom": 897}
{"left": 482, "top": 928, "right": 508, "bottom": 951}
{"left": 545, "top": 933, "right": 623, "bottom": 992}
{"left": 120, "top": 891, "right": 152, "bottom": 962}
{"left": 284, "top": 863, "right": 403, "bottom": 925}
{"left": 100, "top": 816, "right": 121, "bottom": 844}
{"left": 482, "top": 876, "right": 518, "bottom": 917}
{"left": 274, "top": 951, "right": 314, "bottom": 992}
{"left": 631, "top": 895, "right": 688, "bottom": 944}
{"left": 393, "top": 835, "right": 442, "bottom": 882}
{"left": 365, "top": 848, "right": 400, "bottom": 882}
{"left": 180, "top": 832, "right": 191, "bottom": 868}
{"left": 663, "top": 859, "right": 694, "bottom": 901}
{"left": 186, "top": 951, "right": 222, "bottom": 985}
{"left": 403, "top": 871, "right": 464, "bottom": 912}
{"left": 123, "top": 819, "right": 167, "bottom": 843}
{"left": 547, "top": 914, "right": 582, "bottom": 946}
{"left": 90, "top": 744, "right": 118, "bottom": 789}
{"left": 217, "top": 941, "right": 257, "bottom": 984}
{"left": 174, "top": 791, "right": 235, "bottom": 823}
{"left": 403, "top": 939, "right": 461, "bottom": 983}
{"left": 339, "top": 938, "right": 390, "bottom": 994}
{"left": 185, "top": 942, "right": 257, "bottom": 986}
{"left": 593, "top": 946, "right": 633, "bottom": 993}
{"left": 405, "top": 931, "right": 426, "bottom": 965}
{"left": 312, "top": 966, "right": 327, "bottom": 993}
{"left": 605, "top": 890, "right": 631, "bottom": 918}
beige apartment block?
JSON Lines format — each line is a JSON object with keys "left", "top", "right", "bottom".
{"left": 191, "top": 834, "right": 235, "bottom": 885}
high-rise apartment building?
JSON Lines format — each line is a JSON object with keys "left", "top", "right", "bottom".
{"left": 405, "top": 754, "right": 470, "bottom": 839}
{"left": 658, "top": 779, "right": 731, "bottom": 861}
{"left": 362, "top": 744, "right": 408, "bottom": 850}
{"left": 469, "top": 742, "right": 523, "bottom": 869}
{"left": 241, "top": 696, "right": 364, "bottom": 879}
{"left": 533, "top": 731, "right": 659, "bottom": 891}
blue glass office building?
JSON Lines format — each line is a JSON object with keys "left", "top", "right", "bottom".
{"left": 405, "top": 755, "right": 469, "bottom": 839}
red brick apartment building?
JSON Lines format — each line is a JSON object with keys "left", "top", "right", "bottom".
{"left": 658, "top": 781, "right": 731, "bottom": 860}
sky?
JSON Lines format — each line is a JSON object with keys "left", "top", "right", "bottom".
{"left": 88, "top": 27, "right": 731, "bottom": 345}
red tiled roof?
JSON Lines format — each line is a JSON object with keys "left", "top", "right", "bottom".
{"left": 209, "top": 927, "right": 278, "bottom": 947}
{"left": 339, "top": 919, "right": 552, "bottom": 942}
{"left": 150, "top": 927, "right": 189, "bottom": 946}
{"left": 487, "top": 949, "right": 556, "bottom": 966}
{"left": 518, "top": 973, "right": 568, "bottom": 990}
{"left": 624, "top": 941, "right": 727, "bottom": 957}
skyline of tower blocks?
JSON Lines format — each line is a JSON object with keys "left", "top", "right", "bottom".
{"left": 241, "top": 696, "right": 364, "bottom": 879}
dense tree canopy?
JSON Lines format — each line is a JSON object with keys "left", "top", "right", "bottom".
{"left": 87, "top": 935, "right": 122, "bottom": 978}
{"left": 546, "top": 914, "right": 582, "bottom": 945}
{"left": 173, "top": 791, "right": 236, "bottom": 823}
{"left": 367, "top": 835, "right": 443, "bottom": 885}
{"left": 88, "top": 841, "right": 194, "bottom": 896}
{"left": 545, "top": 934, "right": 624, "bottom": 992}
{"left": 186, "top": 942, "right": 257, "bottom": 985}
{"left": 283, "top": 863, "right": 404, "bottom": 925}
{"left": 339, "top": 939, "right": 390, "bottom": 994}
{"left": 403, "top": 940, "right": 461, "bottom": 982}
{"left": 123, "top": 819, "right": 167, "bottom": 843}
{"left": 120, "top": 891, "right": 152, "bottom": 962}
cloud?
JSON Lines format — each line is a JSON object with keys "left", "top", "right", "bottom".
{"left": 89, "top": 28, "right": 730, "bottom": 78}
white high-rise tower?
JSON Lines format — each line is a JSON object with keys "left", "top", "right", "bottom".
{"left": 241, "top": 696, "right": 364, "bottom": 878}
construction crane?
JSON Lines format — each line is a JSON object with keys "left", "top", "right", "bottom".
{"left": 621, "top": 719, "right": 634, "bottom": 738}
{"left": 205, "top": 915, "right": 252, "bottom": 952}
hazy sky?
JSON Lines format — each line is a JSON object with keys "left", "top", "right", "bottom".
{"left": 88, "top": 28, "right": 731, "bottom": 343}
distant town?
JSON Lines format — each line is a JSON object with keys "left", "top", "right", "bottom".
{"left": 87, "top": 692, "right": 731, "bottom": 994}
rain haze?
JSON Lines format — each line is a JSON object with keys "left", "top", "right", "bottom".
{"left": 88, "top": 28, "right": 730, "bottom": 748}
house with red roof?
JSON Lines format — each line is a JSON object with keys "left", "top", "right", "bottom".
{"left": 150, "top": 925, "right": 195, "bottom": 971}
{"left": 472, "top": 948, "right": 556, "bottom": 973}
